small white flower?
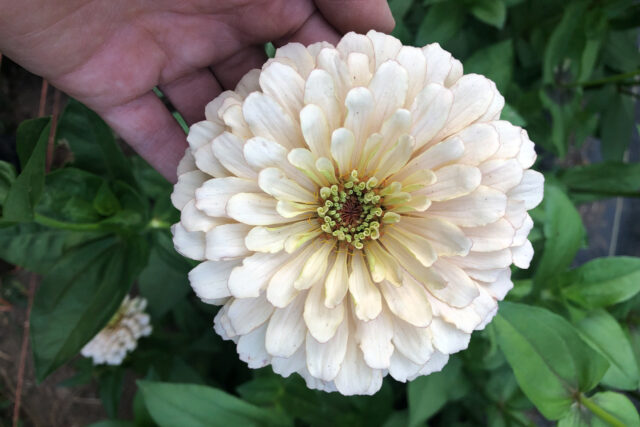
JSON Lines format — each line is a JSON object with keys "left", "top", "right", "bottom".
{"left": 172, "top": 31, "right": 544, "bottom": 395}
{"left": 81, "top": 296, "right": 152, "bottom": 366}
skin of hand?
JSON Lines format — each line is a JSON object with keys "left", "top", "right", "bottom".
{"left": 0, "top": 0, "right": 394, "bottom": 182}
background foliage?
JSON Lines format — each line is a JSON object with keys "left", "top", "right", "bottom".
{"left": 1, "top": 0, "right": 640, "bottom": 425}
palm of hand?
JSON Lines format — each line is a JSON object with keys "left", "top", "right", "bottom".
{"left": 0, "top": 0, "right": 393, "bottom": 180}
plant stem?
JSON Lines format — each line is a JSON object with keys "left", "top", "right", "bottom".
{"left": 34, "top": 213, "right": 102, "bottom": 232}
{"left": 565, "top": 69, "right": 640, "bottom": 88}
{"left": 147, "top": 218, "right": 172, "bottom": 230}
{"left": 578, "top": 393, "right": 625, "bottom": 427}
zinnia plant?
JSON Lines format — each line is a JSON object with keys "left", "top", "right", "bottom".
{"left": 171, "top": 30, "right": 544, "bottom": 395}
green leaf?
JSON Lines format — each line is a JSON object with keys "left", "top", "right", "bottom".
{"left": 407, "top": 357, "right": 468, "bottom": 426}
{"left": 559, "top": 392, "right": 640, "bottom": 427}
{"left": 602, "top": 30, "right": 640, "bottom": 72}
{"left": 31, "top": 235, "right": 149, "bottom": 381}
{"left": 601, "top": 94, "right": 635, "bottom": 161}
{"left": 559, "top": 162, "right": 640, "bottom": 199}
{"left": 500, "top": 103, "right": 527, "bottom": 127}
{"left": 57, "top": 99, "right": 135, "bottom": 184}
{"left": 137, "top": 380, "right": 290, "bottom": 427}
{"left": 0, "top": 160, "right": 16, "bottom": 206}
{"left": 561, "top": 257, "right": 640, "bottom": 308}
{"left": 573, "top": 309, "right": 639, "bottom": 390}
{"left": 415, "top": 2, "right": 465, "bottom": 46}
{"left": 465, "top": 39, "right": 514, "bottom": 92}
{"left": 99, "top": 368, "right": 125, "bottom": 419}
{"left": 130, "top": 156, "right": 172, "bottom": 201}
{"left": 494, "top": 302, "right": 609, "bottom": 420}
{"left": 534, "top": 184, "right": 585, "bottom": 285}
{"left": 3, "top": 118, "right": 51, "bottom": 221}
{"left": 470, "top": 0, "right": 507, "bottom": 29}
{"left": 87, "top": 421, "right": 135, "bottom": 427}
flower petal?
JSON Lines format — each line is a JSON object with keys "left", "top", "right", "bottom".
{"left": 368, "top": 60, "right": 408, "bottom": 124}
{"left": 237, "top": 323, "right": 270, "bottom": 368}
{"left": 410, "top": 83, "right": 453, "bottom": 150}
{"left": 367, "top": 30, "right": 402, "bottom": 68}
{"left": 426, "top": 186, "right": 507, "bottom": 227}
{"left": 259, "top": 61, "right": 305, "bottom": 122}
{"left": 430, "top": 317, "right": 471, "bottom": 354}
{"left": 227, "top": 193, "right": 294, "bottom": 225}
{"left": 181, "top": 199, "right": 224, "bottom": 233}
{"left": 509, "top": 170, "right": 544, "bottom": 210}
{"left": 195, "top": 177, "right": 259, "bottom": 218}
{"left": 243, "top": 92, "right": 302, "bottom": 150}
{"left": 396, "top": 46, "right": 427, "bottom": 107}
{"left": 266, "top": 293, "right": 306, "bottom": 357}
{"left": 421, "top": 164, "right": 481, "bottom": 202}
{"left": 187, "top": 120, "right": 224, "bottom": 151}
{"left": 305, "top": 282, "right": 345, "bottom": 343}
{"left": 480, "top": 159, "right": 524, "bottom": 193}
{"left": 228, "top": 251, "right": 290, "bottom": 298}
{"left": 189, "top": 259, "right": 241, "bottom": 302}
{"left": 305, "top": 318, "right": 349, "bottom": 381}
{"left": 212, "top": 132, "right": 257, "bottom": 179}
{"left": 385, "top": 226, "right": 437, "bottom": 268}
{"left": 379, "top": 276, "right": 432, "bottom": 327}
{"left": 334, "top": 322, "right": 384, "bottom": 396}
{"left": 267, "top": 241, "right": 321, "bottom": 307}
{"left": 258, "top": 167, "right": 316, "bottom": 203}
{"left": 392, "top": 317, "right": 434, "bottom": 365}
{"left": 356, "top": 306, "right": 394, "bottom": 369}
{"left": 464, "top": 218, "right": 515, "bottom": 252}
{"left": 304, "top": 69, "right": 342, "bottom": 130}
{"left": 331, "top": 128, "right": 356, "bottom": 176}
{"left": 300, "top": 104, "right": 331, "bottom": 158}
{"left": 325, "top": 250, "right": 350, "bottom": 308}
{"left": 172, "top": 223, "right": 205, "bottom": 260}
{"left": 205, "top": 223, "right": 251, "bottom": 260}
{"left": 228, "top": 293, "right": 273, "bottom": 335}
{"left": 400, "top": 216, "right": 471, "bottom": 257}
{"left": 428, "top": 259, "right": 479, "bottom": 308}
{"left": 295, "top": 241, "right": 335, "bottom": 290}
{"left": 348, "top": 251, "right": 382, "bottom": 321}
{"left": 422, "top": 43, "right": 454, "bottom": 85}
{"left": 171, "top": 170, "right": 207, "bottom": 210}
{"left": 245, "top": 220, "right": 318, "bottom": 253}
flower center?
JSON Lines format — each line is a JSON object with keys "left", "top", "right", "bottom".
{"left": 317, "top": 170, "right": 383, "bottom": 249}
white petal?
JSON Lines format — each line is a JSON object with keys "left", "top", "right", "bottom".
{"left": 476, "top": 80, "right": 504, "bottom": 122}
{"left": 344, "top": 87, "right": 375, "bottom": 148}
{"left": 234, "top": 68, "right": 261, "bottom": 98}
{"left": 228, "top": 251, "right": 290, "bottom": 298}
{"left": 205, "top": 91, "right": 239, "bottom": 123}
{"left": 176, "top": 148, "right": 196, "bottom": 176}
{"left": 325, "top": 250, "right": 350, "bottom": 308}
{"left": 421, "top": 164, "right": 481, "bottom": 201}
{"left": 426, "top": 186, "right": 507, "bottom": 227}
{"left": 195, "top": 177, "right": 259, "bottom": 218}
{"left": 518, "top": 130, "right": 537, "bottom": 168}
{"left": 267, "top": 241, "right": 320, "bottom": 307}
{"left": 258, "top": 167, "right": 316, "bottom": 203}
{"left": 400, "top": 216, "right": 471, "bottom": 257}
{"left": 259, "top": 61, "right": 305, "bottom": 121}
{"left": 300, "top": 104, "right": 331, "bottom": 158}
{"left": 243, "top": 92, "right": 302, "bottom": 150}
{"left": 512, "top": 240, "right": 534, "bottom": 269}
{"left": 491, "top": 120, "right": 522, "bottom": 159}
{"left": 379, "top": 276, "right": 432, "bottom": 327}
{"left": 237, "top": 323, "right": 270, "bottom": 368}
{"left": 218, "top": 97, "right": 252, "bottom": 139}
{"left": 465, "top": 218, "right": 515, "bottom": 252}
{"left": 482, "top": 269, "right": 513, "bottom": 300}
{"left": 305, "top": 319, "right": 348, "bottom": 381}
{"left": 275, "top": 43, "right": 314, "bottom": 78}
{"left": 189, "top": 259, "right": 240, "bottom": 301}
{"left": 171, "top": 170, "right": 207, "bottom": 210}
{"left": 265, "top": 293, "right": 306, "bottom": 357}
{"left": 397, "top": 46, "right": 427, "bottom": 107}
{"left": 172, "top": 223, "right": 205, "bottom": 260}
{"left": 272, "top": 346, "right": 307, "bottom": 378}
{"left": 337, "top": 32, "right": 374, "bottom": 69}
{"left": 331, "top": 128, "right": 356, "bottom": 176}
{"left": 304, "top": 69, "right": 342, "bottom": 130}
{"left": 385, "top": 226, "right": 437, "bottom": 268}
{"left": 451, "top": 248, "right": 512, "bottom": 270}
{"left": 367, "top": 30, "right": 402, "bottom": 68}
{"left": 456, "top": 123, "right": 500, "bottom": 165}
{"left": 368, "top": 61, "right": 408, "bottom": 124}
{"left": 296, "top": 241, "right": 335, "bottom": 290}
{"left": 445, "top": 59, "right": 463, "bottom": 87}
{"left": 212, "top": 132, "right": 257, "bottom": 179}
{"left": 430, "top": 317, "right": 471, "bottom": 354}
{"left": 187, "top": 120, "right": 223, "bottom": 151}
{"left": 347, "top": 52, "right": 373, "bottom": 87}
{"left": 392, "top": 137, "right": 462, "bottom": 182}
{"left": 356, "top": 306, "right": 394, "bottom": 369}
{"left": 193, "top": 142, "right": 228, "bottom": 177}
{"left": 364, "top": 240, "right": 402, "bottom": 285}
{"left": 512, "top": 214, "right": 534, "bottom": 246}
{"left": 388, "top": 352, "right": 422, "bottom": 383}
{"left": 410, "top": 83, "right": 453, "bottom": 150}
{"left": 245, "top": 221, "right": 317, "bottom": 253}
{"left": 316, "top": 48, "right": 351, "bottom": 101}
{"left": 334, "top": 322, "right": 384, "bottom": 396}
{"left": 509, "top": 170, "right": 544, "bottom": 210}
{"left": 392, "top": 317, "right": 434, "bottom": 365}
{"left": 428, "top": 259, "right": 479, "bottom": 308}
{"left": 181, "top": 199, "right": 223, "bottom": 233}
{"left": 374, "top": 135, "right": 414, "bottom": 181}
{"left": 348, "top": 251, "right": 382, "bottom": 321}
{"left": 228, "top": 293, "right": 273, "bottom": 335}
{"left": 418, "top": 350, "right": 449, "bottom": 375}
{"left": 480, "top": 159, "right": 524, "bottom": 193}
{"left": 205, "top": 223, "right": 251, "bottom": 260}
{"left": 227, "top": 193, "right": 293, "bottom": 225}
{"left": 305, "top": 283, "right": 345, "bottom": 343}
{"left": 422, "top": 43, "right": 454, "bottom": 85}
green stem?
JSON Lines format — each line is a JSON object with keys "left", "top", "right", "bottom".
{"left": 34, "top": 213, "right": 102, "bottom": 232}
{"left": 565, "top": 69, "right": 640, "bottom": 88}
{"left": 579, "top": 394, "right": 625, "bottom": 427}
{"left": 147, "top": 218, "right": 172, "bottom": 230}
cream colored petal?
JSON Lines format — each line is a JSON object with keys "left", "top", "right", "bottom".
{"left": 426, "top": 186, "right": 507, "bottom": 227}
{"left": 427, "top": 292, "right": 481, "bottom": 333}
{"left": 171, "top": 170, "right": 207, "bottom": 210}
{"left": 379, "top": 234, "right": 446, "bottom": 290}
{"left": 367, "top": 30, "right": 402, "bottom": 68}
{"left": 356, "top": 306, "right": 394, "bottom": 369}
{"left": 380, "top": 276, "right": 432, "bottom": 327}
{"left": 482, "top": 268, "right": 513, "bottom": 300}
{"left": 456, "top": 123, "right": 500, "bottom": 165}
{"left": 305, "top": 319, "right": 348, "bottom": 381}
{"left": 374, "top": 135, "right": 414, "bottom": 181}
{"left": 428, "top": 259, "right": 479, "bottom": 307}
{"left": 267, "top": 241, "right": 321, "bottom": 307}
{"left": 187, "top": 120, "right": 224, "bottom": 151}
{"left": 344, "top": 87, "right": 375, "bottom": 148}
{"left": 227, "top": 193, "right": 292, "bottom": 225}
{"left": 227, "top": 293, "right": 273, "bottom": 335}
{"left": 518, "top": 129, "right": 537, "bottom": 168}
{"left": 300, "top": 104, "right": 331, "bottom": 158}
{"left": 205, "top": 223, "right": 251, "bottom": 260}
{"left": 214, "top": 304, "right": 236, "bottom": 339}
{"left": 288, "top": 148, "right": 328, "bottom": 187}
{"left": 259, "top": 61, "right": 305, "bottom": 121}
{"left": 234, "top": 68, "right": 260, "bottom": 98}
{"left": 245, "top": 221, "right": 318, "bottom": 253}
{"left": 212, "top": 132, "right": 257, "bottom": 179}
{"left": 418, "top": 351, "right": 449, "bottom": 375}
{"left": 258, "top": 167, "right": 316, "bottom": 203}
{"left": 385, "top": 226, "right": 437, "bottom": 268}
{"left": 337, "top": 32, "right": 374, "bottom": 68}
{"left": 509, "top": 170, "right": 544, "bottom": 210}
{"left": 409, "top": 83, "right": 454, "bottom": 151}
{"left": 445, "top": 59, "right": 463, "bottom": 87}
{"left": 347, "top": 52, "right": 373, "bottom": 87}
{"left": 284, "top": 227, "right": 323, "bottom": 254}
{"left": 392, "top": 317, "right": 434, "bottom": 365}
{"left": 512, "top": 240, "right": 534, "bottom": 269}
{"left": 272, "top": 346, "right": 306, "bottom": 378}
{"left": 505, "top": 199, "right": 527, "bottom": 228}
{"left": 399, "top": 169, "right": 437, "bottom": 193}
{"left": 435, "top": 75, "right": 496, "bottom": 140}
{"left": 189, "top": 259, "right": 241, "bottom": 302}
{"left": 397, "top": 46, "right": 427, "bottom": 108}
{"left": 481, "top": 159, "right": 524, "bottom": 193}
{"left": 237, "top": 323, "right": 270, "bottom": 369}
{"left": 228, "top": 251, "right": 290, "bottom": 298}
{"left": 465, "top": 218, "right": 515, "bottom": 252}
{"left": 193, "top": 143, "right": 228, "bottom": 177}
{"left": 364, "top": 240, "right": 402, "bottom": 285}
{"left": 430, "top": 317, "right": 471, "bottom": 354}
{"left": 181, "top": 199, "right": 224, "bottom": 233}
{"left": 391, "top": 137, "right": 463, "bottom": 183}
{"left": 305, "top": 283, "right": 345, "bottom": 343}
{"left": 325, "top": 250, "right": 350, "bottom": 308}
{"left": 172, "top": 223, "right": 205, "bottom": 261}
{"left": 275, "top": 42, "right": 314, "bottom": 78}
{"left": 265, "top": 292, "right": 306, "bottom": 357}
{"left": 512, "top": 214, "right": 534, "bottom": 246}
{"left": 295, "top": 241, "right": 335, "bottom": 290}
{"left": 451, "top": 248, "right": 512, "bottom": 270}
{"left": 218, "top": 97, "right": 252, "bottom": 139}
{"left": 195, "top": 177, "right": 259, "bottom": 218}
{"left": 422, "top": 43, "right": 453, "bottom": 85}
{"left": 421, "top": 164, "right": 481, "bottom": 202}
{"left": 388, "top": 352, "right": 422, "bottom": 383}
{"left": 205, "top": 91, "right": 239, "bottom": 123}
{"left": 334, "top": 323, "right": 384, "bottom": 396}
{"left": 276, "top": 200, "right": 317, "bottom": 220}
{"left": 476, "top": 79, "right": 504, "bottom": 122}
{"left": 491, "top": 120, "right": 522, "bottom": 159}
{"left": 368, "top": 60, "right": 408, "bottom": 124}
{"left": 331, "top": 128, "right": 356, "bottom": 176}
{"left": 348, "top": 251, "right": 382, "bottom": 321}
{"left": 304, "top": 69, "right": 342, "bottom": 130}
{"left": 316, "top": 48, "right": 351, "bottom": 100}
{"left": 242, "top": 92, "right": 302, "bottom": 150}
{"left": 400, "top": 216, "right": 472, "bottom": 257}
{"left": 176, "top": 148, "right": 196, "bottom": 176}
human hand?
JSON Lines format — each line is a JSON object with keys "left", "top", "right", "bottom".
{"left": 0, "top": 0, "right": 394, "bottom": 181}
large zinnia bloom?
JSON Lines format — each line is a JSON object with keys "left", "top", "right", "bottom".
{"left": 171, "top": 31, "right": 544, "bottom": 395}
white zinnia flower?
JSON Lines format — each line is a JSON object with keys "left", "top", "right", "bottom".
{"left": 81, "top": 296, "right": 152, "bottom": 365}
{"left": 171, "top": 30, "right": 544, "bottom": 395}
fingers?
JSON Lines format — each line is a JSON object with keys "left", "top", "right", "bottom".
{"left": 314, "top": 0, "right": 395, "bottom": 34}
{"left": 210, "top": 45, "right": 267, "bottom": 90}
{"left": 97, "top": 92, "right": 187, "bottom": 183}
{"left": 274, "top": 9, "right": 341, "bottom": 47}
{"left": 160, "top": 69, "right": 222, "bottom": 125}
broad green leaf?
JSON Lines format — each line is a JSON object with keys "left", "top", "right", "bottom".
{"left": 574, "top": 309, "right": 639, "bottom": 390}
{"left": 388, "top": 0, "right": 413, "bottom": 21}
{"left": 130, "top": 156, "right": 172, "bottom": 201}
{"left": 534, "top": 184, "right": 585, "bottom": 285}
{"left": 601, "top": 94, "right": 635, "bottom": 161}
{"left": 465, "top": 40, "right": 514, "bottom": 92}
{"left": 561, "top": 257, "right": 640, "bottom": 308}
{"left": 559, "top": 392, "right": 640, "bottom": 427}
{"left": 470, "top": 0, "right": 507, "bottom": 29}
{"left": 494, "top": 302, "right": 609, "bottom": 420}
{"left": 0, "top": 222, "right": 104, "bottom": 273}
{"left": 408, "top": 357, "right": 468, "bottom": 426}
{"left": 87, "top": 421, "right": 135, "bottom": 427}
{"left": 602, "top": 29, "right": 640, "bottom": 72}
{"left": 415, "top": 2, "right": 465, "bottom": 46}
{"left": 0, "top": 160, "right": 16, "bottom": 206}
{"left": 31, "top": 236, "right": 149, "bottom": 381}
{"left": 543, "top": 1, "right": 588, "bottom": 83}
{"left": 559, "top": 162, "right": 640, "bottom": 199}
{"left": 57, "top": 99, "right": 135, "bottom": 184}
{"left": 137, "top": 380, "right": 290, "bottom": 427}
{"left": 3, "top": 118, "right": 51, "bottom": 221}
{"left": 98, "top": 368, "right": 125, "bottom": 419}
